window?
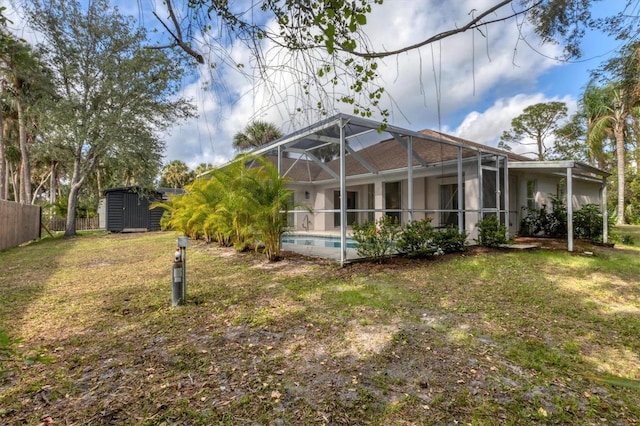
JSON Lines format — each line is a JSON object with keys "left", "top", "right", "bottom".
{"left": 385, "top": 181, "right": 401, "bottom": 224}
{"left": 526, "top": 180, "right": 537, "bottom": 210}
{"left": 440, "top": 183, "right": 463, "bottom": 227}
{"left": 557, "top": 179, "right": 566, "bottom": 203}
{"left": 334, "top": 191, "right": 357, "bottom": 227}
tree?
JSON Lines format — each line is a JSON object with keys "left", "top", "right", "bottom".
{"left": 0, "top": 26, "right": 50, "bottom": 204}
{"left": 553, "top": 113, "right": 590, "bottom": 162}
{"left": 499, "top": 102, "right": 568, "bottom": 160}
{"left": 583, "top": 83, "right": 631, "bottom": 225}
{"left": 232, "top": 121, "right": 283, "bottom": 152}
{"left": 27, "top": 0, "right": 194, "bottom": 236}
{"left": 161, "top": 160, "right": 191, "bottom": 189}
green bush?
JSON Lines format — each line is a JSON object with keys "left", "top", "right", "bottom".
{"left": 395, "top": 218, "right": 438, "bottom": 257}
{"left": 519, "top": 194, "right": 567, "bottom": 238}
{"left": 432, "top": 226, "right": 468, "bottom": 253}
{"left": 476, "top": 215, "right": 509, "bottom": 247}
{"left": 352, "top": 215, "right": 400, "bottom": 263}
{"left": 573, "top": 204, "right": 603, "bottom": 241}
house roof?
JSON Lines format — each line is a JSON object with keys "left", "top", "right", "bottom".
{"left": 251, "top": 113, "right": 514, "bottom": 183}
{"left": 232, "top": 113, "right": 609, "bottom": 183}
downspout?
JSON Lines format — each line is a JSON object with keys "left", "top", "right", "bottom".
{"left": 567, "top": 167, "right": 574, "bottom": 252}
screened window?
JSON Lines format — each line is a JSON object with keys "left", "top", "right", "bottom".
{"left": 526, "top": 180, "right": 537, "bottom": 210}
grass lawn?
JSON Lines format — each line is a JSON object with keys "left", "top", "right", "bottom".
{"left": 1, "top": 229, "right": 639, "bottom": 425}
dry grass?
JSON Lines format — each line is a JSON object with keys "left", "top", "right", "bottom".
{"left": 1, "top": 230, "right": 639, "bottom": 425}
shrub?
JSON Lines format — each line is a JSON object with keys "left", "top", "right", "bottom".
{"left": 621, "top": 234, "right": 635, "bottom": 245}
{"left": 519, "top": 194, "right": 567, "bottom": 238}
{"left": 395, "top": 218, "right": 438, "bottom": 257}
{"left": 352, "top": 215, "right": 400, "bottom": 263}
{"left": 573, "top": 203, "right": 603, "bottom": 241}
{"left": 432, "top": 226, "right": 468, "bottom": 253}
{"left": 476, "top": 215, "right": 509, "bottom": 247}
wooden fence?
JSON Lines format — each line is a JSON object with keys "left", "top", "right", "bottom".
{"left": 47, "top": 217, "right": 100, "bottom": 232}
{"left": 0, "top": 200, "right": 41, "bottom": 251}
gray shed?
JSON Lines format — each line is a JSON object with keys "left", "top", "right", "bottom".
{"left": 103, "top": 187, "right": 167, "bottom": 232}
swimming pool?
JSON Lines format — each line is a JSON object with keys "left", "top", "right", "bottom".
{"left": 281, "top": 234, "right": 358, "bottom": 249}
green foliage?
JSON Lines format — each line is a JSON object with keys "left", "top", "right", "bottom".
{"left": 26, "top": 0, "right": 194, "bottom": 235}
{"left": 0, "top": 329, "right": 48, "bottom": 375}
{"left": 432, "top": 226, "right": 468, "bottom": 253}
{"left": 476, "top": 215, "right": 509, "bottom": 247}
{"left": 573, "top": 203, "right": 604, "bottom": 242}
{"left": 351, "top": 215, "right": 400, "bottom": 263}
{"left": 499, "top": 102, "right": 568, "bottom": 160}
{"left": 154, "top": 155, "right": 294, "bottom": 261}
{"left": 621, "top": 234, "right": 635, "bottom": 245}
{"left": 232, "top": 121, "right": 283, "bottom": 152}
{"left": 395, "top": 218, "right": 437, "bottom": 257}
{"left": 520, "top": 194, "right": 567, "bottom": 238}
{"left": 0, "top": 329, "right": 17, "bottom": 376}
{"left": 160, "top": 160, "right": 191, "bottom": 189}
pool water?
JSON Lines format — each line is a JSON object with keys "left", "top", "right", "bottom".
{"left": 281, "top": 235, "right": 358, "bottom": 249}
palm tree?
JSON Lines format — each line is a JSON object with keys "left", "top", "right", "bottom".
{"left": 232, "top": 121, "right": 282, "bottom": 152}
{"left": 161, "top": 160, "right": 190, "bottom": 189}
{"left": 584, "top": 83, "right": 630, "bottom": 225}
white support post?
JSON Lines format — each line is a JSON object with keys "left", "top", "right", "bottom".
{"left": 567, "top": 167, "right": 574, "bottom": 252}
{"left": 339, "top": 119, "right": 347, "bottom": 265}
{"left": 277, "top": 145, "right": 282, "bottom": 175}
{"left": 408, "top": 136, "right": 414, "bottom": 223}
{"left": 503, "top": 156, "right": 509, "bottom": 239}
{"left": 457, "top": 147, "right": 463, "bottom": 232}
{"left": 602, "top": 177, "right": 608, "bottom": 244}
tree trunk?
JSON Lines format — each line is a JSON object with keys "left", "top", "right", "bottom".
{"left": 614, "top": 122, "right": 625, "bottom": 225}
{"left": 49, "top": 161, "right": 58, "bottom": 204}
{"left": 65, "top": 182, "right": 81, "bottom": 236}
{"left": 8, "top": 161, "right": 19, "bottom": 202}
{"left": 17, "top": 99, "right": 32, "bottom": 204}
{"left": 0, "top": 100, "right": 5, "bottom": 201}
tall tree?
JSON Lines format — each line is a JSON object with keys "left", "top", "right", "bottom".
{"left": 27, "top": 0, "right": 194, "bottom": 236}
{"left": 583, "top": 83, "right": 631, "bottom": 225}
{"left": 233, "top": 121, "right": 283, "bottom": 152}
{"left": 0, "top": 28, "right": 49, "bottom": 203}
{"left": 499, "top": 102, "right": 568, "bottom": 160}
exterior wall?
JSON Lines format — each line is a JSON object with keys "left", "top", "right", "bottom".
{"left": 511, "top": 170, "right": 604, "bottom": 234}
{"left": 287, "top": 166, "right": 603, "bottom": 242}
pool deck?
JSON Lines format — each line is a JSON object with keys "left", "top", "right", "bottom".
{"left": 281, "top": 231, "right": 362, "bottom": 262}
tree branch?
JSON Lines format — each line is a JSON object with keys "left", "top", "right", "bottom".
{"left": 341, "top": 0, "right": 544, "bottom": 59}
{"left": 152, "top": 1, "right": 204, "bottom": 64}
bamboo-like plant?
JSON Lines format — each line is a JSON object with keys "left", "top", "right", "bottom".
{"left": 155, "top": 154, "right": 296, "bottom": 260}
{"left": 242, "top": 156, "right": 294, "bottom": 261}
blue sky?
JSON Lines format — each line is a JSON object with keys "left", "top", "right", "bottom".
{"left": 4, "top": 0, "right": 628, "bottom": 168}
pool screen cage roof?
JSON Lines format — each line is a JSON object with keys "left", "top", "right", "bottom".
{"left": 243, "top": 113, "right": 513, "bottom": 264}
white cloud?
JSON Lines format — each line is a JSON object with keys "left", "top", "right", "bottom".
{"left": 6, "top": 0, "right": 584, "bottom": 169}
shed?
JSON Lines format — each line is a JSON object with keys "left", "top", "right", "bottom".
{"left": 103, "top": 187, "right": 167, "bottom": 232}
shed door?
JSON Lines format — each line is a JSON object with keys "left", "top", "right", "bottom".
{"left": 123, "top": 192, "right": 148, "bottom": 229}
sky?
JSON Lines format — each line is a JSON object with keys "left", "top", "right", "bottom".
{"left": 3, "top": 0, "right": 630, "bottom": 169}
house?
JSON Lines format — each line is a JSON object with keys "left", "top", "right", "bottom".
{"left": 244, "top": 114, "right": 609, "bottom": 264}
{"left": 101, "top": 187, "right": 183, "bottom": 232}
